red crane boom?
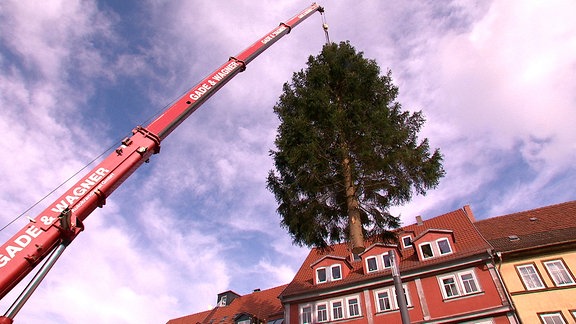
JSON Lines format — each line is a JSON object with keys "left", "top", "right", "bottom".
{"left": 0, "top": 3, "right": 324, "bottom": 322}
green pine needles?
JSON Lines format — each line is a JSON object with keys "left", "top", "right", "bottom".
{"left": 267, "top": 41, "right": 444, "bottom": 252}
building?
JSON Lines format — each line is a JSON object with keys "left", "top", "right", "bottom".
{"left": 475, "top": 200, "right": 576, "bottom": 324}
{"left": 167, "top": 285, "right": 287, "bottom": 324}
{"left": 279, "top": 206, "right": 517, "bottom": 324}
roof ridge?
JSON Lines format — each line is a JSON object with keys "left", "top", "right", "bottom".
{"left": 476, "top": 200, "right": 576, "bottom": 224}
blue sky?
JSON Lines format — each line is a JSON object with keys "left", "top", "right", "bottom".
{"left": 1, "top": 1, "right": 575, "bottom": 323}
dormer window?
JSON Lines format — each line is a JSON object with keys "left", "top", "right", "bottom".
{"left": 382, "top": 254, "right": 391, "bottom": 268}
{"left": 401, "top": 235, "right": 413, "bottom": 248}
{"left": 331, "top": 265, "right": 342, "bottom": 280}
{"left": 366, "top": 257, "right": 378, "bottom": 272}
{"left": 311, "top": 256, "right": 352, "bottom": 285}
{"left": 418, "top": 238, "right": 453, "bottom": 260}
{"left": 316, "top": 265, "right": 342, "bottom": 284}
{"left": 412, "top": 229, "right": 455, "bottom": 261}
{"left": 420, "top": 243, "right": 434, "bottom": 259}
{"left": 365, "top": 251, "right": 395, "bottom": 273}
{"left": 317, "top": 268, "right": 327, "bottom": 283}
{"left": 437, "top": 238, "right": 452, "bottom": 255}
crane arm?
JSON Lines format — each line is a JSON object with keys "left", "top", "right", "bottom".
{"left": 0, "top": 3, "right": 323, "bottom": 321}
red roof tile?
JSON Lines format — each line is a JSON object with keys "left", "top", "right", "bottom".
{"left": 280, "top": 207, "right": 491, "bottom": 299}
{"left": 168, "top": 285, "right": 287, "bottom": 324}
{"left": 475, "top": 200, "right": 576, "bottom": 253}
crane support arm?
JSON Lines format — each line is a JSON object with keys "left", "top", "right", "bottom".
{"left": 147, "top": 3, "right": 322, "bottom": 140}
{"left": 0, "top": 2, "right": 323, "bottom": 316}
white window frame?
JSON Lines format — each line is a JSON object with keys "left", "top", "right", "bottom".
{"left": 382, "top": 253, "right": 392, "bottom": 269}
{"left": 304, "top": 294, "right": 361, "bottom": 322}
{"left": 401, "top": 235, "right": 412, "bottom": 248}
{"left": 330, "top": 299, "right": 344, "bottom": 321}
{"left": 331, "top": 264, "right": 342, "bottom": 281}
{"left": 316, "top": 267, "right": 327, "bottom": 284}
{"left": 436, "top": 238, "right": 453, "bottom": 255}
{"left": 459, "top": 271, "right": 480, "bottom": 294}
{"left": 237, "top": 320, "right": 250, "bottom": 324}
{"left": 419, "top": 242, "right": 434, "bottom": 259}
{"left": 346, "top": 296, "right": 361, "bottom": 318}
{"left": 375, "top": 288, "right": 393, "bottom": 312}
{"left": 392, "top": 285, "right": 412, "bottom": 308}
{"left": 440, "top": 274, "right": 460, "bottom": 298}
{"left": 517, "top": 264, "right": 545, "bottom": 290}
{"left": 316, "top": 264, "right": 343, "bottom": 284}
{"left": 438, "top": 269, "right": 481, "bottom": 299}
{"left": 539, "top": 312, "right": 566, "bottom": 324}
{"left": 300, "top": 304, "right": 312, "bottom": 324}
{"left": 316, "top": 303, "right": 328, "bottom": 323}
{"left": 543, "top": 260, "right": 575, "bottom": 287}
{"left": 365, "top": 252, "right": 396, "bottom": 273}
{"left": 366, "top": 256, "right": 378, "bottom": 272}
{"left": 374, "top": 285, "right": 411, "bottom": 313}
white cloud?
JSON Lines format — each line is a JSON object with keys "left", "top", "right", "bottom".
{"left": 1, "top": 1, "right": 575, "bottom": 323}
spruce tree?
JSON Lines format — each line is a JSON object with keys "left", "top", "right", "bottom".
{"left": 267, "top": 41, "right": 444, "bottom": 253}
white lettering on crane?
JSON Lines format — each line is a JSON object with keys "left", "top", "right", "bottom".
{"left": 298, "top": 7, "right": 315, "bottom": 19}
{"left": 261, "top": 25, "right": 288, "bottom": 45}
{"left": 189, "top": 61, "right": 241, "bottom": 101}
{"left": 51, "top": 168, "right": 110, "bottom": 213}
{"left": 211, "top": 61, "right": 239, "bottom": 82}
{"left": 0, "top": 225, "right": 43, "bottom": 267}
{"left": 0, "top": 167, "right": 111, "bottom": 268}
{"left": 189, "top": 83, "right": 212, "bottom": 101}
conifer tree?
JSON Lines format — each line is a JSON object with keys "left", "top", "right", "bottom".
{"left": 267, "top": 41, "right": 444, "bottom": 252}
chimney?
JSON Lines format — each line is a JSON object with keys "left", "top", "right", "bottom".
{"left": 416, "top": 215, "right": 423, "bottom": 226}
{"left": 462, "top": 205, "right": 475, "bottom": 222}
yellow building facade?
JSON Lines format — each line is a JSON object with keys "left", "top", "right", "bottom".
{"left": 476, "top": 200, "right": 576, "bottom": 324}
{"left": 499, "top": 249, "right": 576, "bottom": 323}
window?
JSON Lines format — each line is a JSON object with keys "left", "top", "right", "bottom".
{"left": 331, "top": 300, "right": 344, "bottom": 320}
{"left": 402, "top": 235, "right": 412, "bottom": 248}
{"left": 375, "top": 285, "right": 411, "bottom": 312}
{"left": 393, "top": 286, "right": 412, "bottom": 308}
{"left": 347, "top": 297, "right": 360, "bottom": 317}
{"left": 301, "top": 305, "right": 312, "bottom": 324}
{"left": 438, "top": 270, "right": 480, "bottom": 299}
{"left": 316, "top": 268, "right": 327, "bottom": 283}
{"left": 539, "top": 312, "right": 566, "bottom": 324}
{"left": 316, "top": 264, "right": 342, "bottom": 284}
{"left": 382, "top": 253, "right": 391, "bottom": 268}
{"left": 420, "top": 243, "right": 434, "bottom": 259}
{"left": 544, "top": 260, "right": 575, "bottom": 286}
{"left": 331, "top": 265, "right": 342, "bottom": 281}
{"left": 517, "top": 264, "right": 545, "bottom": 290}
{"left": 316, "top": 303, "right": 328, "bottom": 322}
{"left": 437, "top": 238, "right": 452, "bottom": 255}
{"left": 376, "top": 290, "right": 392, "bottom": 311}
{"left": 461, "top": 272, "right": 479, "bottom": 293}
{"left": 237, "top": 320, "right": 250, "bottom": 324}
{"left": 366, "top": 256, "right": 378, "bottom": 272}
{"left": 301, "top": 295, "right": 361, "bottom": 323}
{"left": 442, "top": 276, "right": 460, "bottom": 297}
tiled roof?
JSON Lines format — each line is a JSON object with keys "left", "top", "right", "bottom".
{"left": 475, "top": 200, "right": 576, "bottom": 253}
{"left": 168, "top": 285, "right": 287, "bottom": 324}
{"left": 280, "top": 206, "right": 491, "bottom": 299}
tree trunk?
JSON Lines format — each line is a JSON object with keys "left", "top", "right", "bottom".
{"left": 342, "top": 155, "right": 365, "bottom": 253}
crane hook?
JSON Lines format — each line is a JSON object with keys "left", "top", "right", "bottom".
{"left": 320, "top": 8, "right": 331, "bottom": 44}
